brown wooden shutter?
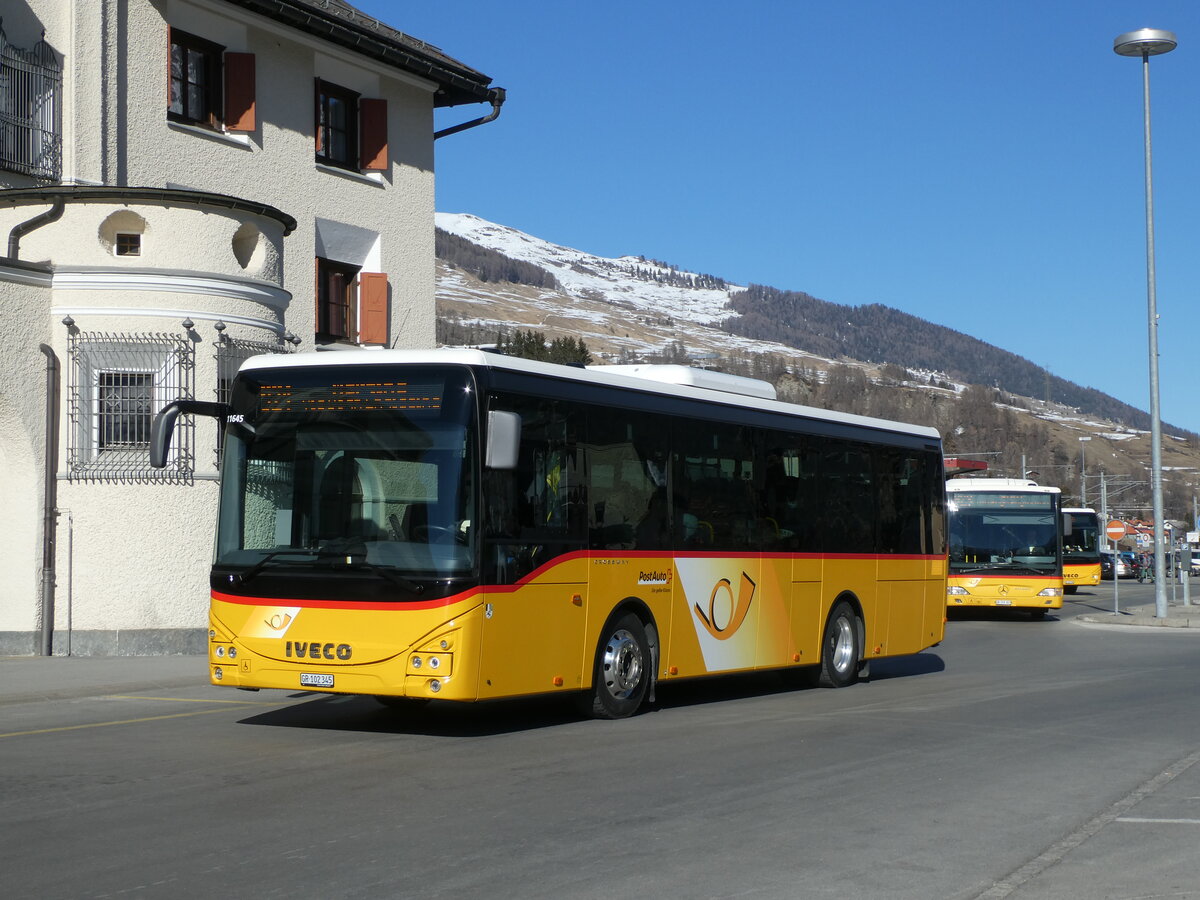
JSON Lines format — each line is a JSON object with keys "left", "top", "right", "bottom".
{"left": 224, "top": 52, "right": 256, "bottom": 132}
{"left": 359, "top": 98, "right": 388, "bottom": 171}
{"left": 358, "top": 272, "right": 389, "bottom": 344}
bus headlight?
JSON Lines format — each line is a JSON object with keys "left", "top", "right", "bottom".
{"left": 946, "top": 586, "right": 970, "bottom": 595}
{"left": 408, "top": 654, "right": 451, "bottom": 676}
{"left": 1037, "top": 588, "right": 1062, "bottom": 597}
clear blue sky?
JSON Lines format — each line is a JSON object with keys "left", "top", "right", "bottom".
{"left": 360, "top": 0, "right": 1200, "bottom": 434}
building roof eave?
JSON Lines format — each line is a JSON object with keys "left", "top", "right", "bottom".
{"left": 220, "top": 0, "right": 495, "bottom": 107}
{"left": 0, "top": 186, "right": 298, "bottom": 236}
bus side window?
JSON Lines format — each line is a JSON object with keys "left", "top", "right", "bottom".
{"left": 674, "top": 419, "right": 755, "bottom": 552}
{"left": 586, "top": 407, "right": 666, "bottom": 551}
{"left": 483, "top": 393, "right": 584, "bottom": 582}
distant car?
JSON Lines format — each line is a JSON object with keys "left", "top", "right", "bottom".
{"left": 1100, "top": 551, "right": 1131, "bottom": 579}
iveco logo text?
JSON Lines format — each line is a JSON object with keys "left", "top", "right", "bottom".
{"left": 638, "top": 570, "right": 671, "bottom": 585}
{"left": 286, "top": 641, "right": 352, "bottom": 660}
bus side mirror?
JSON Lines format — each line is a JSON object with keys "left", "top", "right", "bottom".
{"left": 150, "top": 400, "right": 232, "bottom": 468}
{"left": 485, "top": 410, "right": 521, "bottom": 470}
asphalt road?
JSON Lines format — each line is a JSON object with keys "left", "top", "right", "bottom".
{"left": 3, "top": 582, "right": 1199, "bottom": 900}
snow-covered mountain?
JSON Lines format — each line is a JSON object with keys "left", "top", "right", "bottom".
{"left": 433, "top": 212, "right": 1200, "bottom": 513}
{"left": 436, "top": 212, "right": 840, "bottom": 367}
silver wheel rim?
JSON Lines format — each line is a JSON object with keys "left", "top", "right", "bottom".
{"left": 830, "top": 615, "right": 855, "bottom": 674}
{"left": 601, "top": 628, "right": 643, "bottom": 700}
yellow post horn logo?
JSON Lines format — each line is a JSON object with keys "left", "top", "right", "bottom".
{"left": 694, "top": 572, "right": 755, "bottom": 640}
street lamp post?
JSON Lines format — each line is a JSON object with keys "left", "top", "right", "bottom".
{"left": 1078, "top": 436, "right": 1091, "bottom": 506}
{"left": 1113, "top": 28, "right": 1176, "bottom": 619}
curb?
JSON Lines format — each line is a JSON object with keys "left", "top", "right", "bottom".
{"left": 1077, "top": 612, "right": 1200, "bottom": 629}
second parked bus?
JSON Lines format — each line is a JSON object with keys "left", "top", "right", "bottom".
{"left": 1061, "top": 507, "right": 1101, "bottom": 594}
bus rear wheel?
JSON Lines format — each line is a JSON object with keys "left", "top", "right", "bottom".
{"left": 816, "top": 600, "right": 861, "bottom": 688}
{"left": 583, "top": 612, "right": 651, "bottom": 719}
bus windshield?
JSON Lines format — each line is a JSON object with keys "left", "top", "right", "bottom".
{"left": 216, "top": 367, "right": 477, "bottom": 586}
{"left": 948, "top": 491, "right": 1061, "bottom": 575}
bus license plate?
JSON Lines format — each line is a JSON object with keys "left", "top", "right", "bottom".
{"left": 995, "top": 599, "right": 1012, "bottom": 606}
{"left": 300, "top": 673, "right": 335, "bottom": 688}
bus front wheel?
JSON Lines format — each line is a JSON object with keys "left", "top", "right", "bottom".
{"left": 816, "top": 600, "right": 861, "bottom": 688}
{"left": 583, "top": 612, "right": 651, "bottom": 719}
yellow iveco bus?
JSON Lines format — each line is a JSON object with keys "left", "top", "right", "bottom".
{"left": 946, "top": 478, "right": 1064, "bottom": 618}
{"left": 1061, "top": 507, "right": 1101, "bottom": 594}
{"left": 152, "top": 349, "right": 947, "bottom": 718}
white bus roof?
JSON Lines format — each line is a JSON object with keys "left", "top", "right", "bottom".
{"left": 946, "top": 478, "right": 1061, "bottom": 495}
{"left": 239, "top": 348, "right": 940, "bottom": 441}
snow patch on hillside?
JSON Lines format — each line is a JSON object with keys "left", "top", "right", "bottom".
{"left": 437, "top": 212, "right": 739, "bottom": 326}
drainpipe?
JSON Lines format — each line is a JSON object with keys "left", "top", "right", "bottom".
{"left": 434, "top": 87, "right": 506, "bottom": 140}
{"left": 7, "top": 196, "right": 66, "bottom": 259}
{"left": 39, "top": 344, "right": 60, "bottom": 656}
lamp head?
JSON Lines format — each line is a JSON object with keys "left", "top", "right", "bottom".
{"left": 1114, "top": 29, "right": 1177, "bottom": 57}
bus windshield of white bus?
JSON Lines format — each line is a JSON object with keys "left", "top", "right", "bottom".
{"left": 948, "top": 492, "right": 1061, "bottom": 575}
{"left": 215, "top": 367, "right": 477, "bottom": 591}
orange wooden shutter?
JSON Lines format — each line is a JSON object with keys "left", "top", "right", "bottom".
{"left": 224, "top": 52, "right": 256, "bottom": 131}
{"left": 358, "top": 272, "right": 389, "bottom": 344}
{"left": 359, "top": 98, "right": 388, "bottom": 171}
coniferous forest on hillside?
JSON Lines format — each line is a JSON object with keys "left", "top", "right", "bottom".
{"left": 723, "top": 284, "right": 1191, "bottom": 439}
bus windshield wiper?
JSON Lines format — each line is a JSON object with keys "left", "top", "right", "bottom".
{"left": 236, "top": 548, "right": 424, "bottom": 594}
{"left": 952, "top": 563, "right": 1043, "bottom": 576}
{"left": 236, "top": 549, "right": 321, "bottom": 586}
{"left": 335, "top": 558, "right": 425, "bottom": 594}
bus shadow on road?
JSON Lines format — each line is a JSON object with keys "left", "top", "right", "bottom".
{"left": 233, "top": 653, "right": 948, "bottom": 736}
{"left": 235, "top": 691, "right": 591, "bottom": 737}
{"left": 866, "top": 652, "right": 946, "bottom": 681}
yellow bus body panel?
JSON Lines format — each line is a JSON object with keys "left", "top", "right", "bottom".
{"left": 209, "top": 552, "right": 947, "bottom": 701}
{"left": 1063, "top": 563, "right": 1101, "bottom": 587}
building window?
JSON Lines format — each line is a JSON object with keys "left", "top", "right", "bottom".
{"left": 169, "top": 28, "right": 223, "bottom": 128}
{"left": 315, "top": 79, "right": 359, "bottom": 170}
{"left": 66, "top": 330, "right": 196, "bottom": 483}
{"left": 97, "top": 372, "right": 153, "bottom": 449}
{"left": 0, "top": 26, "right": 62, "bottom": 180}
{"left": 316, "top": 257, "right": 360, "bottom": 342}
{"left": 115, "top": 233, "right": 141, "bottom": 256}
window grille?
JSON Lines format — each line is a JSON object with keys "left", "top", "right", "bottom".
{"left": 213, "top": 332, "right": 291, "bottom": 465}
{"left": 66, "top": 331, "right": 195, "bottom": 483}
{"left": 0, "top": 25, "right": 62, "bottom": 181}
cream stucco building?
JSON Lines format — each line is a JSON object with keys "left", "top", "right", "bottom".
{"left": 0, "top": 0, "right": 502, "bottom": 654}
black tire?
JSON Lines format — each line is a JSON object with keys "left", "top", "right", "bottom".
{"left": 583, "top": 612, "right": 651, "bottom": 719}
{"left": 816, "top": 600, "right": 861, "bottom": 688}
{"left": 1063, "top": 586, "right": 1077, "bottom": 595}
